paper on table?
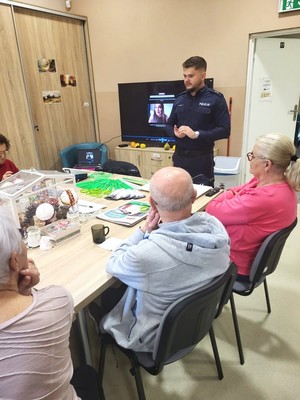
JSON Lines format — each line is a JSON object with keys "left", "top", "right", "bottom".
{"left": 193, "top": 184, "right": 212, "bottom": 198}
{"left": 78, "top": 200, "right": 106, "bottom": 214}
{"left": 98, "top": 237, "right": 124, "bottom": 251}
{"left": 139, "top": 183, "right": 150, "bottom": 192}
{"left": 140, "top": 183, "right": 211, "bottom": 198}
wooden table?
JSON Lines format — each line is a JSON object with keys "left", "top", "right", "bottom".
{"left": 29, "top": 175, "right": 219, "bottom": 363}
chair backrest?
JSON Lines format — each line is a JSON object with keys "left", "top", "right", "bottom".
{"left": 59, "top": 142, "right": 109, "bottom": 168}
{"left": 250, "top": 218, "right": 297, "bottom": 285}
{"left": 102, "top": 160, "right": 141, "bottom": 177}
{"left": 152, "top": 264, "right": 235, "bottom": 371}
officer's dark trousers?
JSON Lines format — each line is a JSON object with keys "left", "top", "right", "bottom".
{"left": 173, "top": 150, "right": 214, "bottom": 186}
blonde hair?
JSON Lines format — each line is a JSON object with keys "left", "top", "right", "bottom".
{"left": 256, "top": 133, "right": 300, "bottom": 191}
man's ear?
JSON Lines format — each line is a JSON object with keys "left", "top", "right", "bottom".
{"left": 149, "top": 196, "right": 158, "bottom": 210}
{"left": 191, "top": 188, "right": 197, "bottom": 204}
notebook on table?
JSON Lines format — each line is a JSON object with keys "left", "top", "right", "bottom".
{"left": 74, "top": 149, "right": 102, "bottom": 170}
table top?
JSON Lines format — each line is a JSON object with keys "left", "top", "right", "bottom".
{"left": 31, "top": 174, "right": 219, "bottom": 313}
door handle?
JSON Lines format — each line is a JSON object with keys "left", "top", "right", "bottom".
{"left": 289, "top": 104, "right": 298, "bottom": 121}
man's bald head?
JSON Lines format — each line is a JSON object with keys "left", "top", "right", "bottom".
{"left": 149, "top": 167, "right": 195, "bottom": 212}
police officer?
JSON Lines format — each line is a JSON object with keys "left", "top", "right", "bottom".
{"left": 166, "top": 56, "right": 230, "bottom": 186}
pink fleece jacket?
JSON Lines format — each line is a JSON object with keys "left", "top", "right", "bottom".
{"left": 206, "top": 177, "right": 297, "bottom": 276}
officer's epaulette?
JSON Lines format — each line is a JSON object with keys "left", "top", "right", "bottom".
{"left": 175, "top": 90, "right": 187, "bottom": 98}
{"left": 212, "top": 89, "right": 223, "bottom": 96}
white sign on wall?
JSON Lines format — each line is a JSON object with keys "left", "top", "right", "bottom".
{"left": 259, "top": 77, "right": 272, "bottom": 102}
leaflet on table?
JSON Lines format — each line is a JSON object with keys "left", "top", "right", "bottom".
{"left": 96, "top": 201, "right": 150, "bottom": 226}
{"left": 139, "top": 183, "right": 211, "bottom": 198}
{"left": 78, "top": 199, "right": 106, "bottom": 214}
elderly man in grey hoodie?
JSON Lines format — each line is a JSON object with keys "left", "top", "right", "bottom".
{"left": 99, "top": 166, "right": 230, "bottom": 352}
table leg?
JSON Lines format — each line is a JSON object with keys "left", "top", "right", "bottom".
{"left": 77, "top": 309, "right": 93, "bottom": 366}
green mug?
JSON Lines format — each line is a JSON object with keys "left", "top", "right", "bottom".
{"left": 91, "top": 224, "right": 110, "bottom": 244}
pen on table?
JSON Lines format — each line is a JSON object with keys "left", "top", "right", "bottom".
{"left": 79, "top": 204, "right": 94, "bottom": 208}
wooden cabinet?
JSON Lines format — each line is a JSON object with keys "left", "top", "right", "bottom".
{"left": 140, "top": 148, "right": 174, "bottom": 178}
{"left": 114, "top": 147, "right": 173, "bottom": 178}
{"left": 115, "top": 146, "right": 219, "bottom": 179}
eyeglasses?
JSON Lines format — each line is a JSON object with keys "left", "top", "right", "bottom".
{"left": 0, "top": 150, "right": 9, "bottom": 156}
{"left": 246, "top": 151, "right": 265, "bottom": 162}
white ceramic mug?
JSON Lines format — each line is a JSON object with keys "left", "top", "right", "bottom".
{"left": 39, "top": 235, "right": 53, "bottom": 251}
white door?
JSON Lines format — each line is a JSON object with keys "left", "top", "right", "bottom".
{"left": 243, "top": 37, "right": 300, "bottom": 182}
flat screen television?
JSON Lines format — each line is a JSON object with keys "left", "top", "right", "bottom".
{"left": 118, "top": 78, "right": 214, "bottom": 145}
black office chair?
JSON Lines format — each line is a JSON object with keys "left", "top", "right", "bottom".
{"left": 99, "top": 264, "right": 236, "bottom": 400}
{"left": 229, "top": 218, "right": 297, "bottom": 363}
{"left": 102, "top": 160, "right": 141, "bottom": 177}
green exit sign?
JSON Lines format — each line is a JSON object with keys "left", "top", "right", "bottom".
{"left": 279, "top": 0, "right": 300, "bottom": 12}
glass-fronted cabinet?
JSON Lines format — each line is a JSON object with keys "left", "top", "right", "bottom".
{"left": 0, "top": 169, "right": 77, "bottom": 236}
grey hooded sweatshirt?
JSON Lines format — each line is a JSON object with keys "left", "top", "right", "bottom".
{"left": 100, "top": 212, "right": 230, "bottom": 352}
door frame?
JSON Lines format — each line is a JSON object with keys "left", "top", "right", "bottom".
{"left": 1, "top": 0, "right": 90, "bottom": 19}
{"left": 241, "top": 27, "right": 300, "bottom": 183}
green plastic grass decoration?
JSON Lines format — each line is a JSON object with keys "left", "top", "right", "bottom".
{"left": 76, "top": 173, "right": 133, "bottom": 197}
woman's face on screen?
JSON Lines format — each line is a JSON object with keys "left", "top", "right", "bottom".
{"left": 155, "top": 104, "right": 163, "bottom": 117}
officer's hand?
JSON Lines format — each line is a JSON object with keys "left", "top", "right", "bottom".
{"left": 174, "top": 125, "right": 186, "bottom": 138}
{"left": 178, "top": 125, "right": 195, "bottom": 139}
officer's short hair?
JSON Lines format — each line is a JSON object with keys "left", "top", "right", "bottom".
{"left": 182, "top": 56, "right": 207, "bottom": 71}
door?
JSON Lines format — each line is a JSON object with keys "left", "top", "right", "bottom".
{"left": 243, "top": 36, "right": 300, "bottom": 181}
{"left": 0, "top": 4, "right": 38, "bottom": 169}
{"left": 15, "top": 8, "right": 97, "bottom": 170}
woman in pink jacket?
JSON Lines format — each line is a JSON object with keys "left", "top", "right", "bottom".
{"left": 206, "top": 133, "right": 300, "bottom": 280}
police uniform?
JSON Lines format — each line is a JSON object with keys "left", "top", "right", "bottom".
{"left": 166, "top": 86, "right": 230, "bottom": 185}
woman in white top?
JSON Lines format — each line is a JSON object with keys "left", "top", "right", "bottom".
{"left": 0, "top": 212, "right": 102, "bottom": 400}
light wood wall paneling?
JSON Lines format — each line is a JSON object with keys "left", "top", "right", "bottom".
{"left": 0, "top": 4, "right": 38, "bottom": 170}
{"left": 14, "top": 8, "right": 97, "bottom": 170}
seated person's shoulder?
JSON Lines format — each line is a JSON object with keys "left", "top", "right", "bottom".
{"left": 38, "top": 285, "right": 73, "bottom": 303}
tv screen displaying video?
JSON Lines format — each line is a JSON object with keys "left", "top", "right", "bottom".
{"left": 118, "top": 79, "right": 214, "bottom": 145}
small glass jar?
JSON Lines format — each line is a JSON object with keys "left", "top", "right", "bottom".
{"left": 67, "top": 211, "right": 80, "bottom": 227}
{"left": 27, "top": 226, "right": 41, "bottom": 248}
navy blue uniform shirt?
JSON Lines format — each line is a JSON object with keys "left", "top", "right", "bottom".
{"left": 166, "top": 86, "right": 230, "bottom": 151}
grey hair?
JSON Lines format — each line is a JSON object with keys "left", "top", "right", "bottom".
{"left": 0, "top": 213, "right": 22, "bottom": 284}
{"left": 255, "top": 133, "right": 300, "bottom": 191}
{"left": 150, "top": 168, "right": 195, "bottom": 211}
